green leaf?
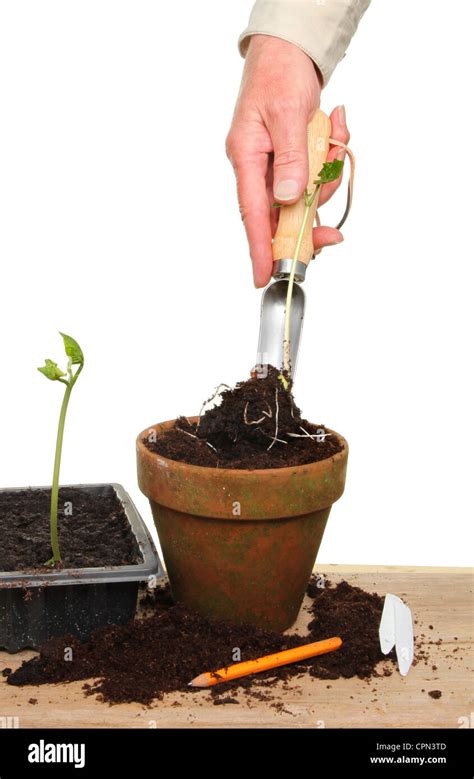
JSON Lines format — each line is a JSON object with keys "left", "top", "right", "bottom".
{"left": 38, "top": 359, "right": 66, "bottom": 381}
{"left": 60, "top": 333, "right": 84, "bottom": 365}
{"left": 271, "top": 202, "right": 281, "bottom": 209}
{"left": 317, "top": 159, "right": 344, "bottom": 184}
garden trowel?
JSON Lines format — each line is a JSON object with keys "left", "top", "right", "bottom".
{"left": 256, "top": 109, "right": 332, "bottom": 378}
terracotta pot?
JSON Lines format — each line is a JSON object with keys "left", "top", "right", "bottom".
{"left": 136, "top": 418, "right": 348, "bottom": 632}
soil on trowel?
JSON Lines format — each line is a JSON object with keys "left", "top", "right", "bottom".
{"left": 143, "top": 365, "right": 344, "bottom": 469}
{"left": 6, "top": 575, "right": 398, "bottom": 705}
{"left": 0, "top": 487, "right": 140, "bottom": 572}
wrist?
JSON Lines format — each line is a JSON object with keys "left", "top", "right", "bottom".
{"left": 247, "top": 34, "right": 322, "bottom": 88}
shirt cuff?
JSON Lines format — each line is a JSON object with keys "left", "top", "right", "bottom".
{"left": 237, "top": 0, "right": 371, "bottom": 87}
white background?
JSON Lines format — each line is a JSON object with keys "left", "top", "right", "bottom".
{"left": 0, "top": 1, "right": 472, "bottom": 566}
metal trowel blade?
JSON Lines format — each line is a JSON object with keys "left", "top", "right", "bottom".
{"left": 256, "top": 279, "right": 305, "bottom": 377}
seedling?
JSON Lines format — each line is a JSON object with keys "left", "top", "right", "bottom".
{"left": 38, "top": 333, "right": 84, "bottom": 566}
{"left": 277, "top": 159, "right": 344, "bottom": 378}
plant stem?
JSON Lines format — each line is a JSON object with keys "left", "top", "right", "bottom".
{"left": 282, "top": 184, "right": 321, "bottom": 374}
{"left": 47, "top": 364, "right": 82, "bottom": 565}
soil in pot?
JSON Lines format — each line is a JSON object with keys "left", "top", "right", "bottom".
{"left": 0, "top": 487, "right": 140, "bottom": 572}
{"left": 143, "top": 365, "right": 343, "bottom": 469}
{"left": 6, "top": 575, "right": 399, "bottom": 705}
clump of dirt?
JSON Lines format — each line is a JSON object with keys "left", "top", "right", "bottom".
{"left": 7, "top": 576, "right": 398, "bottom": 705}
{"left": 0, "top": 487, "right": 140, "bottom": 571}
{"left": 306, "top": 580, "right": 393, "bottom": 680}
{"left": 143, "top": 365, "right": 344, "bottom": 469}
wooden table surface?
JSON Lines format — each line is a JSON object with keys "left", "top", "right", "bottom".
{"left": 0, "top": 565, "right": 472, "bottom": 729}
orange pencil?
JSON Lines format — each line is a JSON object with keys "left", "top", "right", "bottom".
{"left": 188, "top": 636, "right": 342, "bottom": 688}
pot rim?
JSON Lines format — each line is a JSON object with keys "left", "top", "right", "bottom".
{"left": 136, "top": 417, "right": 348, "bottom": 475}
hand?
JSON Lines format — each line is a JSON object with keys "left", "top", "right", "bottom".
{"left": 226, "top": 35, "right": 349, "bottom": 288}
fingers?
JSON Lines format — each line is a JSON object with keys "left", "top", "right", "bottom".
{"left": 266, "top": 105, "right": 311, "bottom": 204}
{"left": 329, "top": 104, "right": 350, "bottom": 146}
{"left": 312, "top": 225, "right": 344, "bottom": 251}
{"left": 226, "top": 140, "right": 273, "bottom": 288}
{"left": 265, "top": 164, "right": 280, "bottom": 236}
{"left": 318, "top": 104, "right": 350, "bottom": 206}
{"left": 237, "top": 157, "right": 273, "bottom": 288}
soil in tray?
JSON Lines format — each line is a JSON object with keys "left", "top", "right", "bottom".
{"left": 6, "top": 575, "right": 398, "bottom": 705}
{"left": 0, "top": 487, "right": 140, "bottom": 572}
{"left": 143, "top": 365, "right": 344, "bottom": 469}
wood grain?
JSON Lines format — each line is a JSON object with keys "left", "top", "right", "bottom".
{"left": 272, "top": 109, "right": 331, "bottom": 266}
{"left": 0, "top": 565, "right": 472, "bottom": 729}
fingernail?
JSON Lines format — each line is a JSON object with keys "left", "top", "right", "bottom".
{"left": 330, "top": 235, "right": 344, "bottom": 245}
{"left": 274, "top": 179, "right": 300, "bottom": 201}
{"left": 336, "top": 145, "right": 346, "bottom": 160}
{"left": 337, "top": 104, "right": 346, "bottom": 124}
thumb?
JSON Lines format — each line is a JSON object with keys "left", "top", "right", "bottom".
{"left": 268, "top": 111, "right": 309, "bottom": 203}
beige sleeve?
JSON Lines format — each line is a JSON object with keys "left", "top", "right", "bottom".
{"left": 238, "top": 0, "right": 371, "bottom": 86}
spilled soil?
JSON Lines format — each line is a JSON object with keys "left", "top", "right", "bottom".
{"left": 143, "top": 365, "right": 344, "bottom": 469}
{"left": 0, "top": 487, "right": 140, "bottom": 571}
{"left": 6, "top": 576, "right": 397, "bottom": 705}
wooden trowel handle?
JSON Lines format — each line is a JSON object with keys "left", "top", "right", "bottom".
{"left": 272, "top": 109, "right": 331, "bottom": 266}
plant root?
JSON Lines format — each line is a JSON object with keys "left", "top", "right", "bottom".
{"left": 266, "top": 387, "right": 280, "bottom": 451}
